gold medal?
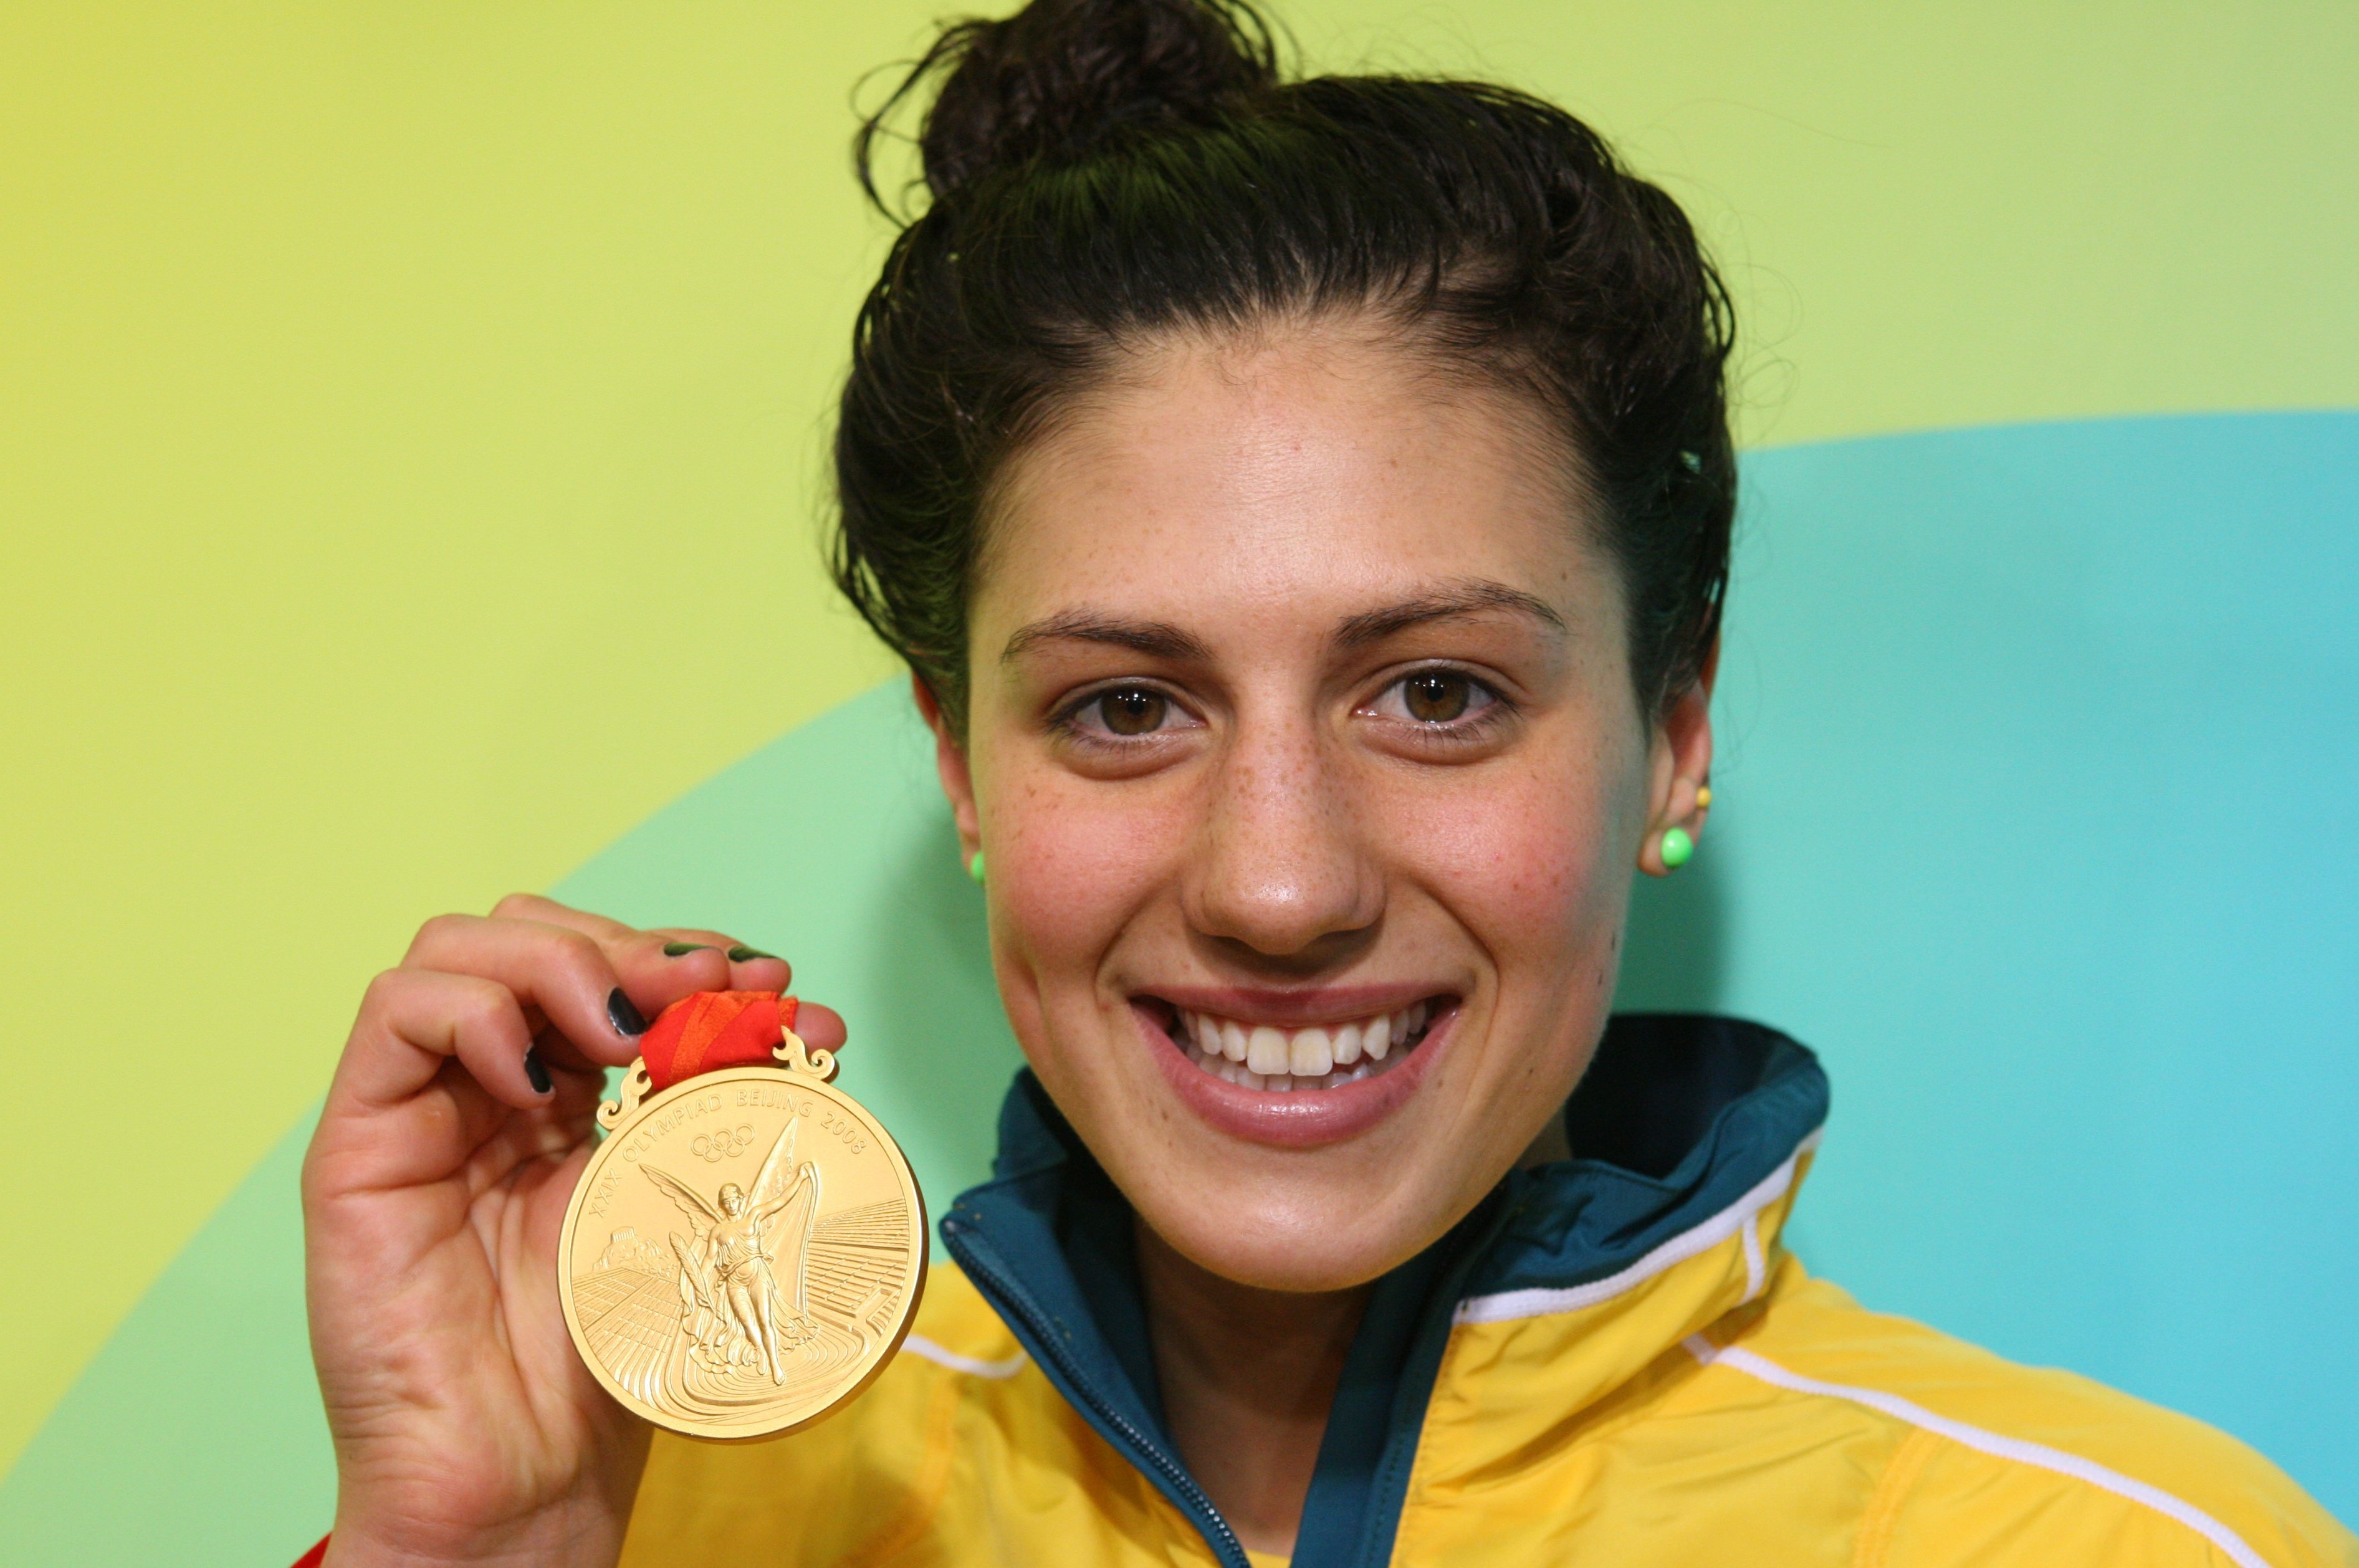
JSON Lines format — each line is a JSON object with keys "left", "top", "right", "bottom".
{"left": 558, "top": 991, "right": 926, "bottom": 1441}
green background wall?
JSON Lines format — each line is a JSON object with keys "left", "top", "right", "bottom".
{"left": 4, "top": 2, "right": 2355, "bottom": 1559}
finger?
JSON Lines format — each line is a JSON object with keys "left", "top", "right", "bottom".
{"left": 404, "top": 913, "right": 646, "bottom": 1071}
{"left": 485, "top": 897, "right": 813, "bottom": 1045}
{"left": 334, "top": 968, "right": 550, "bottom": 1112}
{"left": 729, "top": 951, "right": 793, "bottom": 993}
{"left": 486, "top": 897, "right": 788, "bottom": 1021}
{"left": 485, "top": 891, "right": 638, "bottom": 941}
{"left": 646, "top": 932, "right": 820, "bottom": 1043}
{"left": 794, "top": 1001, "right": 848, "bottom": 1051}
{"left": 641, "top": 930, "right": 825, "bottom": 1050}
{"left": 608, "top": 928, "right": 795, "bottom": 1027}
{"left": 494, "top": 899, "right": 758, "bottom": 978}
{"left": 644, "top": 925, "right": 795, "bottom": 993}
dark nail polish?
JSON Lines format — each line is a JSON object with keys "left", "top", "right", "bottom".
{"left": 663, "top": 942, "right": 714, "bottom": 957}
{"left": 524, "top": 1048, "right": 553, "bottom": 1095}
{"left": 727, "top": 945, "right": 777, "bottom": 963}
{"left": 608, "top": 988, "right": 649, "bottom": 1036}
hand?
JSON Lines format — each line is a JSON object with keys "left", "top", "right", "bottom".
{"left": 302, "top": 894, "right": 848, "bottom": 1567}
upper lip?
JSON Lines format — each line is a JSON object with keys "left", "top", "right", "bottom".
{"left": 1137, "top": 985, "right": 1455, "bottom": 1028}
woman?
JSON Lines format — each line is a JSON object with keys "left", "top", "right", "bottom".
{"left": 299, "top": 2, "right": 2352, "bottom": 1564}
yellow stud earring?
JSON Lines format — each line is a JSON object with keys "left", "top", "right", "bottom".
{"left": 1695, "top": 785, "right": 1713, "bottom": 810}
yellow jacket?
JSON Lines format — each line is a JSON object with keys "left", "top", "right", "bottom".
{"left": 620, "top": 1017, "right": 2353, "bottom": 1567}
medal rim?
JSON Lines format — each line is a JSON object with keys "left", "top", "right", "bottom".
{"left": 558, "top": 1060, "right": 929, "bottom": 1444}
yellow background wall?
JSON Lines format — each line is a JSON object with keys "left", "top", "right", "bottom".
{"left": 4, "top": 0, "right": 2356, "bottom": 1480}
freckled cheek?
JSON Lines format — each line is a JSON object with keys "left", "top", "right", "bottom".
{"left": 990, "top": 775, "right": 1184, "bottom": 984}
{"left": 1386, "top": 767, "right": 1624, "bottom": 958}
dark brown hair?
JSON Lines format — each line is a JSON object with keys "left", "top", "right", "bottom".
{"left": 833, "top": 0, "right": 1734, "bottom": 727}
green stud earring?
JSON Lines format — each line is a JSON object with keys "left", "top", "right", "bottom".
{"left": 1658, "top": 826, "right": 1695, "bottom": 869}
{"left": 967, "top": 849, "right": 986, "bottom": 884}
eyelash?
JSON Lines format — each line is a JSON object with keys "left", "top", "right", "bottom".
{"left": 1361, "top": 666, "right": 1514, "bottom": 740}
{"left": 1050, "top": 682, "right": 1199, "bottom": 747}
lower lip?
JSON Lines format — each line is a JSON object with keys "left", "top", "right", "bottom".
{"left": 1136, "top": 1003, "right": 1455, "bottom": 1150}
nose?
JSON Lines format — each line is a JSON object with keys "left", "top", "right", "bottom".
{"left": 1185, "top": 714, "right": 1383, "bottom": 961}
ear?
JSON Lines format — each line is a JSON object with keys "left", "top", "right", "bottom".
{"left": 1639, "top": 636, "right": 1718, "bottom": 877}
{"left": 914, "top": 674, "right": 981, "bottom": 858}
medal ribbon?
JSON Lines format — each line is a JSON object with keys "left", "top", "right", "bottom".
{"left": 638, "top": 990, "right": 801, "bottom": 1091}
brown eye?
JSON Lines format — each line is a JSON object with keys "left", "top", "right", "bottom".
{"left": 1402, "top": 672, "right": 1472, "bottom": 723}
{"left": 1098, "top": 687, "right": 1167, "bottom": 735}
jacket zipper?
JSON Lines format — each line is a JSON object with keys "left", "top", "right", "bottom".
{"left": 944, "top": 1220, "right": 1254, "bottom": 1568}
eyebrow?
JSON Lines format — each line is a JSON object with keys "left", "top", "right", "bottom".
{"left": 1001, "top": 580, "right": 1567, "bottom": 666}
{"left": 1333, "top": 579, "right": 1568, "bottom": 648}
{"left": 1000, "top": 610, "right": 1212, "bottom": 664}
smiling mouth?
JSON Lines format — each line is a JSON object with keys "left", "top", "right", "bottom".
{"left": 1154, "top": 999, "right": 1449, "bottom": 1092}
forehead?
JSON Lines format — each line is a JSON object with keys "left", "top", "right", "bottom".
{"left": 977, "top": 322, "right": 1610, "bottom": 629}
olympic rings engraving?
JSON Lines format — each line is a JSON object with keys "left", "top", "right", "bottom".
{"left": 691, "top": 1124, "right": 757, "bottom": 1163}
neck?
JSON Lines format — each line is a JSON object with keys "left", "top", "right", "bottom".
{"left": 1136, "top": 1220, "right": 1367, "bottom": 1557}
{"left": 1134, "top": 1116, "right": 1573, "bottom": 1556}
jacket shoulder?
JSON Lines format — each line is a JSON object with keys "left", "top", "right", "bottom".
{"left": 1700, "top": 1271, "right": 2356, "bottom": 1567}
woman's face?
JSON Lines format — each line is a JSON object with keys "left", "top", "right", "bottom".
{"left": 934, "top": 319, "right": 1709, "bottom": 1291}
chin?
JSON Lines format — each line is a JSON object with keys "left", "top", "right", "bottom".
{"left": 1139, "top": 1183, "right": 1430, "bottom": 1293}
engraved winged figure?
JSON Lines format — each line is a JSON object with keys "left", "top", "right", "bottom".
{"left": 641, "top": 1116, "right": 823, "bottom": 1384}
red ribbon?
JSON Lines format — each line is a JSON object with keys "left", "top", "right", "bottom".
{"left": 638, "top": 990, "right": 801, "bottom": 1091}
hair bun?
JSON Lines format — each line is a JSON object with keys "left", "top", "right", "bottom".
{"left": 877, "top": 0, "right": 1278, "bottom": 203}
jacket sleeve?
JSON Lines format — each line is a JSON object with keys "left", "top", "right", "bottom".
{"left": 1869, "top": 1425, "right": 2358, "bottom": 1568}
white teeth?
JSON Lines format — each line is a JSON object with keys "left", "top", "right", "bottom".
{"left": 1220, "top": 1019, "right": 1248, "bottom": 1062}
{"left": 1172, "top": 1000, "right": 1441, "bottom": 1090}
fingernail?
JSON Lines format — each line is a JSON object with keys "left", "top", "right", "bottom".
{"left": 726, "top": 945, "right": 777, "bottom": 963}
{"left": 662, "top": 942, "right": 714, "bottom": 957}
{"left": 524, "top": 1048, "right": 553, "bottom": 1095}
{"left": 608, "top": 988, "right": 649, "bottom": 1036}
